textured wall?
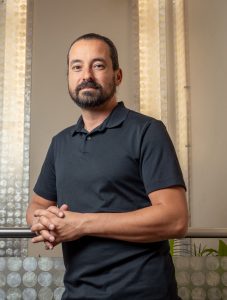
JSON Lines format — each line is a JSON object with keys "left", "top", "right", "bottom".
{"left": 187, "top": 0, "right": 227, "bottom": 229}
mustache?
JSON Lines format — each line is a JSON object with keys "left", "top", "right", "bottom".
{"left": 76, "top": 80, "right": 101, "bottom": 92}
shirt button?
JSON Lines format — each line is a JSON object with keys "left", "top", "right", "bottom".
{"left": 87, "top": 136, "right": 92, "bottom": 140}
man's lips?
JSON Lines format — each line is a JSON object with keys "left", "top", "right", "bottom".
{"left": 79, "top": 86, "right": 99, "bottom": 93}
{"left": 81, "top": 87, "right": 97, "bottom": 90}
{"left": 77, "top": 80, "right": 100, "bottom": 90}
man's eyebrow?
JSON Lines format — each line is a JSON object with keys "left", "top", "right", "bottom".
{"left": 91, "top": 58, "right": 106, "bottom": 64}
{"left": 70, "top": 58, "right": 107, "bottom": 66}
{"left": 70, "top": 59, "right": 82, "bottom": 66}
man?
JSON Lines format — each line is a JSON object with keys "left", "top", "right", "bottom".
{"left": 27, "top": 33, "right": 188, "bottom": 299}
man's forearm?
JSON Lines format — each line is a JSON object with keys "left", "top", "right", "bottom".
{"left": 31, "top": 187, "right": 188, "bottom": 245}
{"left": 80, "top": 206, "right": 187, "bottom": 243}
{"left": 32, "top": 206, "right": 186, "bottom": 244}
{"left": 32, "top": 201, "right": 188, "bottom": 244}
{"left": 26, "top": 202, "right": 44, "bottom": 227}
{"left": 77, "top": 188, "right": 188, "bottom": 243}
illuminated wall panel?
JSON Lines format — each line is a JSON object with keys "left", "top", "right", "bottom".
{"left": 0, "top": 0, "right": 33, "bottom": 256}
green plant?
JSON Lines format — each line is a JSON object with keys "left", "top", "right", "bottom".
{"left": 192, "top": 240, "right": 227, "bottom": 256}
{"left": 169, "top": 239, "right": 227, "bottom": 256}
{"left": 218, "top": 239, "right": 227, "bottom": 256}
{"left": 192, "top": 243, "right": 218, "bottom": 256}
{"left": 169, "top": 239, "right": 174, "bottom": 256}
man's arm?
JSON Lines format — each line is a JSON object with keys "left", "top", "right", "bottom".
{"left": 31, "top": 186, "right": 188, "bottom": 245}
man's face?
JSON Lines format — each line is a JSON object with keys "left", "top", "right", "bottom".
{"left": 68, "top": 39, "right": 121, "bottom": 109}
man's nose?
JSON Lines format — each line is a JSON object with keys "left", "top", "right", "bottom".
{"left": 82, "top": 67, "right": 94, "bottom": 81}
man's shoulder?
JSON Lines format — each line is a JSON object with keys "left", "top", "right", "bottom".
{"left": 52, "top": 124, "right": 76, "bottom": 141}
{"left": 126, "top": 108, "right": 163, "bottom": 129}
{"left": 128, "top": 109, "right": 156, "bottom": 122}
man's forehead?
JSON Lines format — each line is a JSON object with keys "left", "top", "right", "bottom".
{"left": 69, "top": 39, "right": 110, "bottom": 57}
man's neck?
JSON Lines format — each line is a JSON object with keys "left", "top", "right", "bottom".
{"left": 81, "top": 99, "right": 118, "bottom": 132}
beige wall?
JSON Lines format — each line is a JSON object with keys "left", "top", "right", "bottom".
{"left": 187, "top": 0, "right": 227, "bottom": 229}
{"left": 29, "top": 0, "right": 137, "bottom": 256}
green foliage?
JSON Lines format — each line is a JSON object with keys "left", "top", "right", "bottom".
{"left": 192, "top": 243, "right": 218, "bottom": 256}
{"left": 169, "top": 239, "right": 174, "bottom": 256}
{"left": 169, "top": 239, "right": 227, "bottom": 256}
{"left": 218, "top": 239, "right": 227, "bottom": 256}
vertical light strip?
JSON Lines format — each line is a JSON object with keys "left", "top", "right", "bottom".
{"left": 130, "top": 0, "right": 140, "bottom": 112}
{"left": 159, "top": 0, "right": 168, "bottom": 124}
{"left": 2, "top": 0, "right": 27, "bottom": 225}
{"left": 138, "top": 0, "right": 190, "bottom": 192}
{"left": 137, "top": 0, "right": 191, "bottom": 252}
{"left": 0, "top": 1, "right": 6, "bottom": 133}
{"left": 138, "top": 0, "right": 168, "bottom": 125}
{"left": 172, "top": 0, "right": 190, "bottom": 196}
{"left": 0, "top": 0, "right": 32, "bottom": 256}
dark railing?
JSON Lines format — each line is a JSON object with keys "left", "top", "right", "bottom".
{"left": 186, "top": 227, "right": 227, "bottom": 238}
{"left": 0, "top": 227, "right": 226, "bottom": 238}
{"left": 0, "top": 228, "right": 35, "bottom": 238}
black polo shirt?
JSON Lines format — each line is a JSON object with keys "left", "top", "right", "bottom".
{"left": 34, "top": 102, "right": 185, "bottom": 299}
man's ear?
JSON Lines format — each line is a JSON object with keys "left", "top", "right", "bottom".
{"left": 115, "top": 69, "right": 122, "bottom": 86}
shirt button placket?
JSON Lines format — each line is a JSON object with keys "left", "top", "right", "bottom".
{"left": 81, "top": 135, "right": 92, "bottom": 153}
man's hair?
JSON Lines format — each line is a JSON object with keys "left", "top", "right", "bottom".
{"left": 67, "top": 33, "right": 119, "bottom": 70}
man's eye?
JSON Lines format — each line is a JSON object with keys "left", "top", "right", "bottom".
{"left": 72, "top": 65, "right": 81, "bottom": 71}
{"left": 94, "top": 63, "right": 105, "bottom": 69}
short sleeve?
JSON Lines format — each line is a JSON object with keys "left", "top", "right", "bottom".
{"left": 140, "top": 120, "right": 186, "bottom": 194}
{"left": 33, "top": 138, "right": 57, "bottom": 201}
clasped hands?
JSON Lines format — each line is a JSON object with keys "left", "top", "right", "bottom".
{"left": 31, "top": 204, "right": 83, "bottom": 250}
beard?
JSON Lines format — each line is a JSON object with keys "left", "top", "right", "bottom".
{"left": 69, "top": 78, "right": 116, "bottom": 109}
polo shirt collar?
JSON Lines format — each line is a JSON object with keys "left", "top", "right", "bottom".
{"left": 71, "top": 101, "right": 129, "bottom": 136}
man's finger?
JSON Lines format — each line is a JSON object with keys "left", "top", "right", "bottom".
{"left": 31, "top": 221, "right": 55, "bottom": 232}
{"left": 47, "top": 206, "right": 65, "bottom": 218}
{"left": 32, "top": 229, "right": 55, "bottom": 243}
{"left": 34, "top": 209, "right": 53, "bottom": 218}
{"left": 32, "top": 234, "right": 45, "bottom": 243}
{"left": 31, "top": 222, "right": 46, "bottom": 232}
{"left": 60, "top": 204, "right": 69, "bottom": 211}
{"left": 44, "top": 241, "right": 55, "bottom": 250}
{"left": 36, "top": 215, "right": 55, "bottom": 231}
